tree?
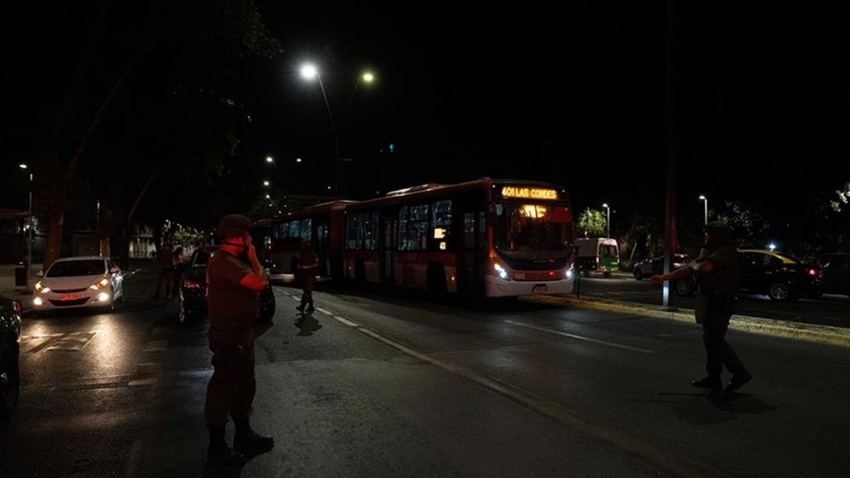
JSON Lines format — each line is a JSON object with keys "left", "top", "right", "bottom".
{"left": 31, "top": 0, "right": 281, "bottom": 269}
{"left": 576, "top": 208, "right": 606, "bottom": 238}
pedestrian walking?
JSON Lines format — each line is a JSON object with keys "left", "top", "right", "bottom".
{"left": 296, "top": 239, "right": 318, "bottom": 313}
{"left": 651, "top": 221, "right": 752, "bottom": 392}
{"left": 153, "top": 242, "right": 174, "bottom": 299}
{"left": 204, "top": 214, "right": 274, "bottom": 465}
{"left": 170, "top": 246, "right": 186, "bottom": 300}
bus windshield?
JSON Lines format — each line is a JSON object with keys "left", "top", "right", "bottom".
{"left": 493, "top": 202, "right": 573, "bottom": 261}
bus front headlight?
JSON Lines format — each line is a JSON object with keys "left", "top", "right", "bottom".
{"left": 494, "top": 263, "right": 509, "bottom": 280}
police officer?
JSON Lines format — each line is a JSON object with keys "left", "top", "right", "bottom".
{"left": 651, "top": 221, "right": 752, "bottom": 393}
{"left": 204, "top": 214, "right": 274, "bottom": 465}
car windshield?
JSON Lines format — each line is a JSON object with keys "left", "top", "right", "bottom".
{"left": 193, "top": 251, "right": 212, "bottom": 267}
{"left": 46, "top": 260, "right": 105, "bottom": 277}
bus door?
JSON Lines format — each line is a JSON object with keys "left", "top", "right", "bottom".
{"left": 381, "top": 213, "right": 396, "bottom": 283}
{"left": 458, "top": 209, "right": 486, "bottom": 295}
{"left": 315, "top": 221, "right": 329, "bottom": 277}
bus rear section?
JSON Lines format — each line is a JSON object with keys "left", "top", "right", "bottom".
{"left": 575, "top": 237, "right": 620, "bottom": 277}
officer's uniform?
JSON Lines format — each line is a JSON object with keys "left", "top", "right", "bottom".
{"left": 204, "top": 214, "right": 273, "bottom": 465}
{"left": 692, "top": 222, "right": 751, "bottom": 392}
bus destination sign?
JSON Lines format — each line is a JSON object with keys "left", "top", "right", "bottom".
{"left": 500, "top": 186, "right": 559, "bottom": 200}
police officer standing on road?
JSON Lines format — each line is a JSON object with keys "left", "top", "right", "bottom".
{"left": 651, "top": 221, "right": 752, "bottom": 393}
{"left": 204, "top": 214, "right": 274, "bottom": 465}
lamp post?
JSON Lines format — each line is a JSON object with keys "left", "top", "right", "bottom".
{"left": 19, "top": 163, "right": 33, "bottom": 291}
{"left": 602, "top": 203, "right": 611, "bottom": 238}
{"left": 699, "top": 195, "right": 708, "bottom": 225}
{"left": 300, "top": 64, "right": 374, "bottom": 197}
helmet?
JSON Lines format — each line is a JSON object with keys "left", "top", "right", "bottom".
{"left": 217, "top": 214, "right": 252, "bottom": 238}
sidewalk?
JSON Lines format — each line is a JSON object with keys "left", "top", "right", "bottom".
{"left": 0, "top": 262, "right": 42, "bottom": 308}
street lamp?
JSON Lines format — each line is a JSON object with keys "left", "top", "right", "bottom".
{"left": 602, "top": 203, "right": 610, "bottom": 238}
{"left": 19, "top": 163, "right": 33, "bottom": 291}
{"left": 699, "top": 195, "right": 708, "bottom": 225}
{"left": 300, "top": 63, "right": 374, "bottom": 197}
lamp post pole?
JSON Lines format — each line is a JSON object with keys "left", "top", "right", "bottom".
{"left": 300, "top": 64, "right": 374, "bottom": 198}
{"left": 602, "top": 203, "right": 611, "bottom": 238}
{"left": 19, "top": 163, "right": 33, "bottom": 291}
{"left": 699, "top": 195, "right": 708, "bottom": 225}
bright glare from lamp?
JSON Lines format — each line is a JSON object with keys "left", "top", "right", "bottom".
{"left": 301, "top": 64, "right": 318, "bottom": 79}
{"left": 19, "top": 163, "right": 28, "bottom": 169}
{"left": 362, "top": 72, "right": 375, "bottom": 83}
{"left": 768, "top": 243, "right": 777, "bottom": 251}
{"left": 266, "top": 156, "right": 274, "bottom": 163}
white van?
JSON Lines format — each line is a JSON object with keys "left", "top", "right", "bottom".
{"left": 575, "top": 237, "right": 620, "bottom": 277}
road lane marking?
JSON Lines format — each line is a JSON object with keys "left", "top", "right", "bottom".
{"left": 348, "top": 322, "right": 726, "bottom": 478}
{"left": 504, "top": 320, "right": 654, "bottom": 353}
{"left": 273, "top": 303, "right": 722, "bottom": 477}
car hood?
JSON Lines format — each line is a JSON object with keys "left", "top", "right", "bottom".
{"left": 41, "top": 276, "right": 109, "bottom": 289}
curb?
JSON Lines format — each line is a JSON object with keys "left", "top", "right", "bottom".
{"left": 526, "top": 295, "right": 850, "bottom": 349}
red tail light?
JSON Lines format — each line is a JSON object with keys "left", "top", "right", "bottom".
{"left": 13, "top": 299, "right": 23, "bottom": 315}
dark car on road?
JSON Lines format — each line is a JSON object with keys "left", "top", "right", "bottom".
{"left": 0, "top": 295, "right": 23, "bottom": 420}
{"left": 633, "top": 253, "right": 696, "bottom": 296}
{"left": 817, "top": 252, "right": 850, "bottom": 299}
{"left": 738, "top": 249, "right": 823, "bottom": 301}
{"left": 632, "top": 253, "right": 691, "bottom": 280}
{"left": 177, "top": 246, "right": 276, "bottom": 324}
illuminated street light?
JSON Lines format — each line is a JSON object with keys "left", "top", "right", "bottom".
{"left": 699, "top": 194, "right": 708, "bottom": 225}
{"left": 602, "top": 203, "right": 611, "bottom": 238}
{"left": 19, "top": 163, "right": 33, "bottom": 291}
{"left": 300, "top": 63, "right": 375, "bottom": 197}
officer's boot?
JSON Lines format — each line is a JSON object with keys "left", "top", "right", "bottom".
{"left": 233, "top": 416, "right": 274, "bottom": 450}
{"left": 207, "top": 424, "right": 246, "bottom": 465}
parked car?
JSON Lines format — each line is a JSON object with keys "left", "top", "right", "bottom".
{"left": 32, "top": 256, "right": 124, "bottom": 313}
{"left": 633, "top": 253, "right": 695, "bottom": 297}
{"left": 632, "top": 253, "right": 691, "bottom": 280}
{"left": 738, "top": 249, "right": 822, "bottom": 301}
{"left": 178, "top": 245, "right": 276, "bottom": 324}
{"left": 0, "top": 295, "right": 23, "bottom": 420}
{"left": 817, "top": 252, "right": 850, "bottom": 299}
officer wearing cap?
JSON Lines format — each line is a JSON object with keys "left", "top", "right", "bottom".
{"left": 651, "top": 221, "right": 752, "bottom": 393}
{"left": 204, "top": 214, "right": 274, "bottom": 465}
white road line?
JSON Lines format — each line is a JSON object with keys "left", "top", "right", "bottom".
{"left": 504, "top": 320, "right": 654, "bottom": 353}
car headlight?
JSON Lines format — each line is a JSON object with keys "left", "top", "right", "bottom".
{"left": 89, "top": 278, "right": 110, "bottom": 290}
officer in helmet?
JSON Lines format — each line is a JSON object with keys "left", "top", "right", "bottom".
{"left": 652, "top": 221, "right": 752, "bottom": 393}
{"left": 204, "top": 214, "right": 274, "bottom": 465}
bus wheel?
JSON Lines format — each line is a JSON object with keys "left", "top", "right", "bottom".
{"left": 427, "top": 263, "right": 448, "bottom": 296}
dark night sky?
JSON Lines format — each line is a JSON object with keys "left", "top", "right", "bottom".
{"left": 4, "top": 4, "right": 850, "bottom": 232}
{"left": 246, "top": 6, "right": 850, "bottom": 224}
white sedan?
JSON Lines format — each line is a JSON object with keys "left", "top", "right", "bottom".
{"left": 33, "top": 256, "right": 124, "bottom": 313}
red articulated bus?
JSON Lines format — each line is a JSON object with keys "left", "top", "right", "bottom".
{"left": 251, "top": 177, "right": 577, "bottom": 298}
